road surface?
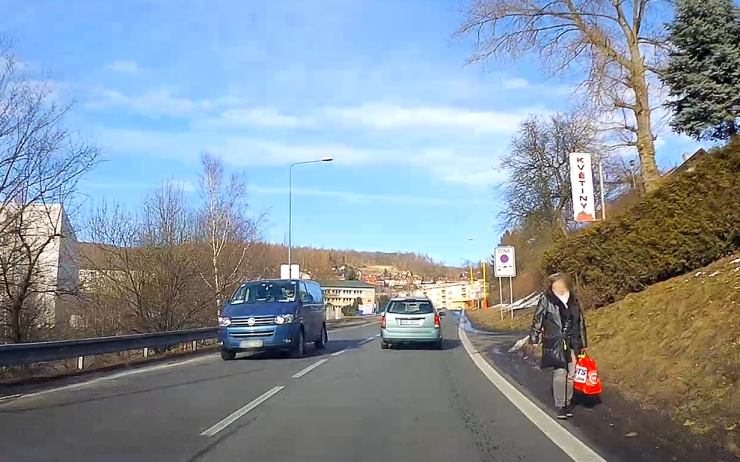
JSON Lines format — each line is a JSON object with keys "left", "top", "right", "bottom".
{"left": 0, "top": 317, "right": 579, "bottom": 462}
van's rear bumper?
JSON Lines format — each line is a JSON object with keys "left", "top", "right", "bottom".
{"left": 218, "top": 323, "right": 300, "bottom": 351}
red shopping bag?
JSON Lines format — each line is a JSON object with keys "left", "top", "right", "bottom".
{"left": 574, "top": 354, "right": 602, "bottom": 395}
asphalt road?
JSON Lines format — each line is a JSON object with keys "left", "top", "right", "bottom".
{"left": 0, "top": 317, "right": 578, "bottom": 462}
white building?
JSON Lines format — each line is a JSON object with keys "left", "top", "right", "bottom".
{"left": 322, "top": 280, "right": 376, "bottom": 318}
{"left": 0, "top": 204, "right": 78, "bottom": 337}
{"left": 413, "top": 281, "right": 483, "bottom": 310}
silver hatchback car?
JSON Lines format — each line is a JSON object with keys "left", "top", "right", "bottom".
{"left": 380, "top": 298, "right": 444, "bottom": 349}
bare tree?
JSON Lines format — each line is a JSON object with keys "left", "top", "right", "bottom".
{"left": 459, "top": 0, "right": 669, "bottom": 192}
{"left": 197, "top": 153, "right": 261, "bottom": 314}
{"left": 83, "top": 183, "right": 211, "bottom": 334}
{"left": 0, "top": 41, "right": 98, "bottom": 343}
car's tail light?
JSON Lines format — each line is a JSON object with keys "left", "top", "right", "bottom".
{"left": 434, "top": 313, "right": 441, "bottom": 328}
{"left": 380, "top": 313, "right": 386, "bottom": 329}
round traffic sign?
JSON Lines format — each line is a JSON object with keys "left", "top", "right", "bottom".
{"left": 500, "top": 255, "right": 509, "bottom": 263}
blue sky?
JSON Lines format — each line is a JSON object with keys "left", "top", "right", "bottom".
{"left": 2, "top": 0, "right": 702, "bottom": 264}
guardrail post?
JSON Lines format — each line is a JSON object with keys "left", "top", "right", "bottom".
{"left": 191, "top": 340, "right": 197, "bottom": 352}
{"left": 143, "top": 347, "right": 149, "bottom": 358}
{"left": 77, "top": 356, "right": 84, "bottom": 370}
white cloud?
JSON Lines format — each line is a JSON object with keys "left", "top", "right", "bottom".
{"left": 94, "top": 126, "right": 513, "bottom": 188}
{"left": 248, "top": 185, "right": 460, "bottom": 206}
{"left": 86, "top": 88, "right": 208, "bottom": 118}
{"left": 407, "top": 148, "right": 509, "bottom": 187}
{"left": 323, "top": 104, "right": 529, "bottom": 133}
{"left": 206, "top": 108, "right": 314, "bottom": 129}
{"left": 169, "top": 179, "right": 197, "bottom": 193}
{"left": 87, "top": 86, "right": 529, "bottom": 188}
{"left": 502, "top": 78, "right": 529, "bottom": 89}
{"left": 105, "top": 60, "right": 141, "bottom": 74}
{"left": 94, "top": 128, "right": 373, "bottom": 166}
{"left": 86, "top": 86, "right": 536, "bottom": 137}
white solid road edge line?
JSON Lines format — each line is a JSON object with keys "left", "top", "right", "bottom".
{"left": 458, "top": 324, "right": 608, "bottom": 462}
{"left": 292, "top": 359, "right": 328, "bottom": 378}
{"left": 201, "top": 385, "right": 284, "bottom": 437}
{"left": 330, "top": 349, "right": 346, "bottom": 356}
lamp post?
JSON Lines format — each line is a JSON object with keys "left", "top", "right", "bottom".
{"left": 288, "top": 157, "right": 333, "bottom": 276}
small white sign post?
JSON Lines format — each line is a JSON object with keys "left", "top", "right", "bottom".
{"left": 494, "top": 246, "right": 516, "bottom": 319}
{"left": 280, "top": 264, "right": 300, "bottom": 279}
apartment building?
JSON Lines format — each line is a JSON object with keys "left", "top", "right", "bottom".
{"left": 414, "top": 281, "right": 483, "bottom": 310}
{"left": 322, "top": 280, "right": 376, "bottom": 316}
{"left": 0, "top": 204, "right": 78, "bottom": 337}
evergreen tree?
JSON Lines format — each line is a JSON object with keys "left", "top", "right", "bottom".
{"left": 662, "top": 0, "right": 740, "bottom": 141}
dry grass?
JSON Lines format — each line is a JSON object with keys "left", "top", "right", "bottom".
{"left": 587, "top": 253, "right": 739, "bottom": 453}
{"left": 466, "top": 307, "right": 532, "bottom": 332}
{"left": 468, "top": 254, "right": 740, "bottom": 454}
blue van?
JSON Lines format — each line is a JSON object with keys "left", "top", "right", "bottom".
{"left": 218, "top": 279, "right": 327, "bottom": 360}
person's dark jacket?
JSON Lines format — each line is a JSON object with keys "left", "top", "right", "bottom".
{"left": 530, "top": 291, "right": 587, "bottom": 369}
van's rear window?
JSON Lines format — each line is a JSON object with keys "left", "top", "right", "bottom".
{"left": 386, "top": 301, "right": 433, "bottom": 314}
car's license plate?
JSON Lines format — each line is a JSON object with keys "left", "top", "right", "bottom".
{"left": 239, "top": 340, "right": 263, "bottom": 348}
{"left": 400, "top": 319, "right": 418, "bottom": 326}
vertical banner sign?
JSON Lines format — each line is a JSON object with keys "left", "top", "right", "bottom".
{"left": 493, "top": 246, "right": 516, "bottom": 278}
{"left": 569, "top": 152, "right": 596, "bottom": 222}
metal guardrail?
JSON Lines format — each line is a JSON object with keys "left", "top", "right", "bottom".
{"left": 491, "top": 292, "right": 542, "bottom": 312}
{"left": 0, "top": 327, "right": 217, "bottom": 367}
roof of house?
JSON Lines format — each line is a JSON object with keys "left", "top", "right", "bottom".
{"left": 664, "top": 148, "right": 709, "bottom": 177}
{"left": 321, "top": 279, "right": 375, "bottom": 289}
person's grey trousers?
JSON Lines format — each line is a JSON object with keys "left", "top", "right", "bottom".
{"left": 553, "top": 351, "right": 576, "bottom": 408}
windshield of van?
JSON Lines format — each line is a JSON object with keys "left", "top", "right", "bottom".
{"left": 386, "top": 301, "right": 434, "bottom": 314}
{"left": 231, "top": 281, "right": 297, "bottom": 304}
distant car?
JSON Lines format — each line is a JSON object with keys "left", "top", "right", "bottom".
{"left": 218, "top": 279, "right": 327, "bottom": 360}
{"left": 380, "top": 297, "right": 444, "bottom": 349}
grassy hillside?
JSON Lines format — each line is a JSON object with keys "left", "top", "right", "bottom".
{"left": 587, "top": 252, "right": 739, "bottom": 454}
{"left": 468, "top": 253, "right": 740, "bottom": 455}
{"left": 467, "top": 307, "right": 532, "bottom": 332}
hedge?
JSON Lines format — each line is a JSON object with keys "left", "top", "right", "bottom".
{"left": 543, "top": 142, "right": 740, "bottom": 308}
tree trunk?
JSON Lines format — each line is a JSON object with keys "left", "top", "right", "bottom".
{"left": 9, "top": 304, "right": 22, "bottom": 343}
{"left": 630, "top": 53, "right": 661, "bottom": 193}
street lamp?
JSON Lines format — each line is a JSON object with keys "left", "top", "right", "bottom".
{"left": 288, "top": 157, "right": 333, "bottom": 275}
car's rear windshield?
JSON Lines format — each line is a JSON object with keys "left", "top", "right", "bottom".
{"left": 386, "top": 300, "right": 434, "bottom": 314}
{"left": 231, "top": 281, "right": 297, "bottom": 304}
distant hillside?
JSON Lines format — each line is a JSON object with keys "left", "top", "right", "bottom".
{"left": 247, "top": 242, "right": 460, "bottom": 280}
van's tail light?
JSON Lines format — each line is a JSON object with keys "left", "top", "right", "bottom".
{"left": 434, "top": 313, "right": 441, "bottom": 328}
{"left": 380, "top": 313, "right": 386, "bottom": 329}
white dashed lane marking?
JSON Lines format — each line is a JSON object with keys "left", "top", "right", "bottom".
{"left": 292, "top": 359, "right": 328, "bottom": 378}
{"left": 200, "top": 386, "right": 285, "bottom": 437}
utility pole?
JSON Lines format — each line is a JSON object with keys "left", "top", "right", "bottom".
{"left": 599, "top": 161, "right": 606, "bottom": 221}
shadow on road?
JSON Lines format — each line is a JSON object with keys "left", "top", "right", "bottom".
{"left": 383, "top": 338, "right": 461, "bottom": 351}
{"left": 0, "top": 365, "right": 274, "bottom": 413}
{"left": 237, "top": 339, "right": 366, "bottom": 360}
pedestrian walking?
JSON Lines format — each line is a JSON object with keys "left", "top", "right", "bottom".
{"left": 529, "top": 272, "right": 587, "bottom": 419}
